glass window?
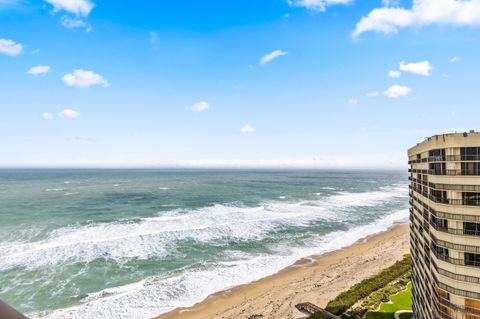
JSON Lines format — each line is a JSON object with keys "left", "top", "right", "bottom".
{"left": 461, "top": 147, "right": 480, "bottom": 160}
{"left": 463, "top": 192, "right": 480, "bottom": 205}
{"left": 464, "top": 222, "right": 480, "bottom": 235}
{"left": 465, "top": 253, "right": 480, "bottom": 266}
{"left": 462, "top": 162, "right": 480, "bottom": 175}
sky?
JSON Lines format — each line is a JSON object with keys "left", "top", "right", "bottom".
{"left": 1, "top": 0, "right": 480, "bottom": 169}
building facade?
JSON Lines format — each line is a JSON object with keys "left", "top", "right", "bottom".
{"left": 409, "top": 131, "right": 480, "bottom": 319}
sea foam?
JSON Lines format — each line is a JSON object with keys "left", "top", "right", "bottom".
{"left": 17, "top": 185, "right": 409, "bottom": 319}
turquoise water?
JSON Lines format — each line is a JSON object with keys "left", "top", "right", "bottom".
{"left": 0, "top": 169, "right": 408, "bottom": 318}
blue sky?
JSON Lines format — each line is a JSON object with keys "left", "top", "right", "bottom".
{"left": 1, "top": 0, "right": 480, "bottom": 168}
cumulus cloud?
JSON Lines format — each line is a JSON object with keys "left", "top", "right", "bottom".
{"left": 62, "top": 69, "right": 109, "bottom": 88}
{"left": 0, "top": 38, "right": 23, "bottom": 56}
{"left": 259, "top": 50, "right": 288, "bottom": 65}
{"left": 366, "top": 91, "right": 379, "bottom": 97}
{"left": 61, "top": 16, "right": 92, "bottom": 31}
{"left": 388, "top": 70, "right": 401, "bottom": 78}
{"left": 383, "top": 84, "right": 412, "bottom": 98}
{"left": 42, "top": 112, "right": 54, "bottom": 121}
{"left": 348, "top": 98, "right": 359, "bottom": 105}
{"left": 189, "top": 101, "right": 210, "bottom": 112}
{"left": 59, "top": 109, "right": 80, "bottom": 119}
{"left": 44, "top": 0, "right": 94, "bottom": 16}
{"left": 287, "top": 0, "right": 352, "bottom": 12}
{"left": 353, "top": 0, "right": 480, "bottom": 37}
{"left": 399, "top": 60, "right": 433, "bottom": 76}
{"left": 27, "top": 65, "right": 51, "bottom": 76}
{"left": 240, "top": 124, "right": 255, "bottom": 134}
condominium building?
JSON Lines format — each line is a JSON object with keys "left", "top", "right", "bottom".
{"left": 409, "top": 131, "right": 480, "bottom": 319}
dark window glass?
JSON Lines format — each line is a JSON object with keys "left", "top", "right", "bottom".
{"left": 429, "top": 149, "right": 445, "bottom": 160}
{"left": 464, "top": 222, "right": 480, "bottom": 235}
{"left": 463, "top": 192, "right": 480, "bottom": 205}
{"left": 431, "top": 216, "right": 448, "bottom": 229}
{"left": 461, "top": 162, "right": 480, "bottom": 175}
{"left": 461, "top": 147, "right": 480, "bottom": 160}
{"left": 465, "top": 253, "right": 480, "bottom": 266}
{"left": 431, "top": 242, "right": 449, "bottom": 258}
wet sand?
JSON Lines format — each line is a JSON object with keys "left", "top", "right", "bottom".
{"left": 155, "top": 223, "right": 410, "bottom": 319}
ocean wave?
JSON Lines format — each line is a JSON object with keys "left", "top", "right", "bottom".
{"left": 28, "top": 208, "right": 409, "bottom": 319}
{"left": 0, "top": 185, "right": 408, "bottom": 272}
{"left": 2, "top": 184, "right": 409, "bottom": 319}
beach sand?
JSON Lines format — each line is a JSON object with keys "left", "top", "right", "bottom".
{"left": 155, "top": 223, "right": 410, "bottom": 319}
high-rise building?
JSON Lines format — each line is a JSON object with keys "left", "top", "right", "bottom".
{"left": 409, "top": 131, "right": 480, "bottom": 319}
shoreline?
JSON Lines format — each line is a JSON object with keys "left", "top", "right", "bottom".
{"left": 155, "top": 223, "right": 410, "bottom": 319}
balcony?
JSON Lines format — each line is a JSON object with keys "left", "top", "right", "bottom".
{"left": 432, "top": 259, "right": 480, "bottom": 285}
{"left": 410, "top": 168, "right": 480, "bottom": 176}
{"left": 432, "top": 250, "right": 480, "bottom": 268}
{"left": 433, "top": 290, "right": 480, "bottom": 318}
{"left": 427, "top": 194, "right": 480, "bottom": 207}
{"left": 430, "top": 221, "right": 480, "bottom": 237}
{"left": 408, "top": 155, "right": 480, "bottom": 164}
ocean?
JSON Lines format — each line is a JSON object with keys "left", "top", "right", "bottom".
{"left": 0, "top": 169, "right": 408, "bottom": 318}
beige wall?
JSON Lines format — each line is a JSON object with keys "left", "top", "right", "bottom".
{"left": 409, "top": 132, "right": 480, "bottom": 319}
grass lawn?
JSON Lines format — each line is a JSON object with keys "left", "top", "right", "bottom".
{"left": 365, "top": 283, "right": 412, "bottom": 319}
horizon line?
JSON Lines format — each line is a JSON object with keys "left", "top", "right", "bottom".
{"left": 0, "top": 165, "right": 406, "bottom": 171}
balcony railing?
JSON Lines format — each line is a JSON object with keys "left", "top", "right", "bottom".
{"left": 433, "top": 272, "right": 480, "bottom": 300}
{"left": 408, "top": 154, "right": 480, "bottom": 164}
{"left": 429, "top": 182, "right": 480, "bottom": 192}
{"left": 448, "top": 198, "right": 480, "bottom": 206}
{"left": 433, "top": 289, "right": 480, "bottom": 318}
{"left": 430, "top": 221, "right": 480, "bottom": 237}
{"left": 431, "top": 234, "right": 480, "bottom": 254}
{"left": 410, "top": 168, "right": 480, "bottom": 176}
{"left": 432, "top": 259, "right": 480, "bottom": 285}
{"left": 432, "top": 250, "right": 480, "bottom": 268}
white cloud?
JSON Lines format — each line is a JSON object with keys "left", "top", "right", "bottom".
{"left": 239, "top": 124, "right": 255, "bottom": 134}
{"left": 450, "top": 56, "right": 461, "bottom": 62}
{"left": 42, "top": 112, "right": 54, "bottom": 121}
{"left": 383, "top": 84, "right": 412, "bottom": 98}
{"left": 259, "top": 50, "right": 288, "bottom": 66}
{"left": 348, "top": 98, "right": 359, "bottom": 105}
{"left": 59, "top": 109, "right": 80, "bottom": 119}
{"left": 44, "top": 0, "right": 94, "bottom": 16}
{"left": 353, "top": 0, "right": 480, "bottom": 37}
{"left": 190, "top": 101, "right": 210, "bottom": 112}
{"left": 27, "top": 65, "right": 51, "bottom": 76}
{"left": 399, "top": 60, "right": 433, "bottom": 76}
{"left": 388, "top": 70, "right": 401, "bottom": 78}
{"left": 61, "top": 16, "right": 92, "bottom": 31}
{"left": 287, "top": 0, "right": 352, "bottom": 12}
{"left": 0, "top": 38, "right": 23, "bottom": 56}
{"left": 62, "top": 69, "right": 109, "bottom": 88}
{"left": 366, "top": 91, "right": 379, "bottom": 97}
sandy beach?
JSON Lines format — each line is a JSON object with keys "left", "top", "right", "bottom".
{"left": 155, "top": 223, "right": 410, "bottom": 319}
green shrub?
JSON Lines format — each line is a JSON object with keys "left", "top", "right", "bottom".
{"left": 310, "top": 254, "right": 411, "bottom": 319}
